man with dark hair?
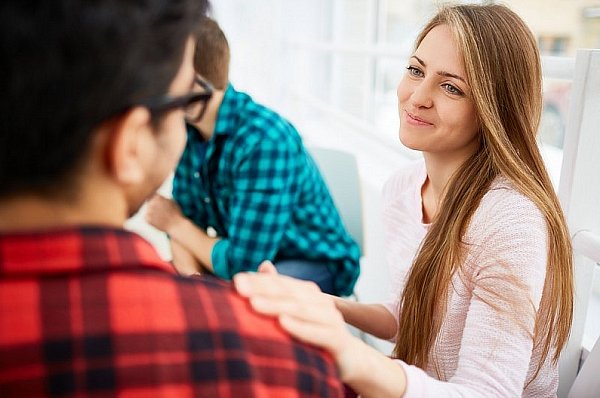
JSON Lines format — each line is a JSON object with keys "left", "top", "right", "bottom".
{"left": 145, "top": 18, "right": 360, "bottom": 297}
{"left": 0, "top": 2, "right": 344, "bottom": 397}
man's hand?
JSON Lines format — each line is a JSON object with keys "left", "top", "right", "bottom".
{"left": 257, "top": 260, "right": 278, "bottom": 274}
{"left": 146, "top": 195, "right": 219, "bottom": 274}
{"left": 145, "top": 194, "right": 183, "bottom": 234}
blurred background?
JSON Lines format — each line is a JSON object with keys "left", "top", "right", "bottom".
{"left": 213, "top": 0, "right": 600, "bottom": 157}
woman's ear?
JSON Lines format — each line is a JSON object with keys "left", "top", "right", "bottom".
{"left": 105, "top": 107, "right": 152, "bottom": 185}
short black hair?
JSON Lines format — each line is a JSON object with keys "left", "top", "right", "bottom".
{"left": 0, "top": 0, "right": 208, "bottom": 198}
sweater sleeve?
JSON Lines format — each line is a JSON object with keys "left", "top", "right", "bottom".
{"left": 399, "top": 186, "right": 549, "bottom": 397}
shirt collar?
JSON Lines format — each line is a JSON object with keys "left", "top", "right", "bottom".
{"left": 0, "top": 226, "right": 174, "bottom": 278}
{"left": 213, "top": 83, "right": 241, "bottom": 137}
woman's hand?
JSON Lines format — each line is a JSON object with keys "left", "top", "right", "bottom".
{"left": 144, "top": 194, "right": 183, "bottom": 234}
{"left": 233, "top": 270, "right": 360, "bottom": 380}
{"left": 234, "top": 268, "right": 408, "bottom": 397}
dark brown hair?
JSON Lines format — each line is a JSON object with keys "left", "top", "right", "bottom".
{"left": 193, "top": 17, "right": 230, "bottom": 90}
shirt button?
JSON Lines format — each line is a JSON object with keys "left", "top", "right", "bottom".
{"left": 206, "top": 226, "right": 217, "bottom": 238}
{"left": 193, "top": 172, "right": 200, "bottom": 179}
{"left": 204, "top": 197, "right": 211, "bottom": 204}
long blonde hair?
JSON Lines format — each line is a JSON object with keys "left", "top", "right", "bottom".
{"left": 393, "top": 4, "right": 573, "bottom": 382}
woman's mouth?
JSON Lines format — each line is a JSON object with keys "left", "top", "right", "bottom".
{"left": 404, "top": 110, "right": 433, "bottom": 126}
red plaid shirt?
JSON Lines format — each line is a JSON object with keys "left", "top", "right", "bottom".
{"left": 0, "top": 227, "right": 344, "bottom": 397}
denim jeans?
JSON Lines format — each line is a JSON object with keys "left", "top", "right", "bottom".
{"left": 274, "top": 259, "right": 336, "bottom": 295}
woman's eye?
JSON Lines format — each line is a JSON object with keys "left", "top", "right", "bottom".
{"left": 442, "top": 83, "right": 463, "bottom": 95}
{"left": 406, "top": 66, "right": 424, "bottom": 77}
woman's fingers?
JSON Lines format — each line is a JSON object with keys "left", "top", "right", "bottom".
{"left": 234, "top": 272, "right": 321, "bottom": 301}
{"left": 233, "top": 271, "right": 362, "bottom": 376}
{"left": 248, "top": 293, "right": 340, "bottom": 325}
{"left": 234, "top": 272, "right": 349, "bottom": 344}
{"left": 278, "top": 313, "right": 355, "bottom": 352}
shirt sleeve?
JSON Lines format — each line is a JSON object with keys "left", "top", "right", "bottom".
{"left": 398, "top": 189, "right": 549, "bottom": 397}
{"left": 211, "top": 129, "right": 296, "bottom": 279}
{"left": 172, "top": 143, "right": 193, "bottom": 219}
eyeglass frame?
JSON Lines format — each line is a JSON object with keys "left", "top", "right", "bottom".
{"left": 139, "top": 77, "right": 213, "bottom": 124}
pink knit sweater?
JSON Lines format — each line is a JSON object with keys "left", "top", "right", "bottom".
{"left": 381, "top": 160, "right": 557, "bottom": 397}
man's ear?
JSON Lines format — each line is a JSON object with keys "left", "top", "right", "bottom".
{"left": 106, "top": 107, "right": 152, "bottom": 185}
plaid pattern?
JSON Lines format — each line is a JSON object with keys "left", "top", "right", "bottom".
{"left": 174, "top": 84, "right": 360, "bottom": 296}
{"left": 0, "top": 227, "right": 344, "bottom": 397}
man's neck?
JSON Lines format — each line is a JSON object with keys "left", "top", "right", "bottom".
{"left": 193, "top": 89, "right": 226, "bottom": 141}
{"left": 0, "top": 188, "right": 127, "bottom": 232}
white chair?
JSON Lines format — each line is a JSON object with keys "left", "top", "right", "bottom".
{"left": 568, "top": 336, "right": 600, "bottom": 397}
{"left": 556, "top": 48, "right": 600, "bottom": 397}
{"left": 308, "top": 146, "right": 364, "bottom": 255}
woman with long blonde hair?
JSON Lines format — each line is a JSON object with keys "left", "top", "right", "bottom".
{"left": 233, "top": 4, "right": 573, "bottom": 397}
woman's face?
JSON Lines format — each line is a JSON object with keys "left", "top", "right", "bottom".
{"left": 397, "top": 24, "right": 480, "bottom": 162}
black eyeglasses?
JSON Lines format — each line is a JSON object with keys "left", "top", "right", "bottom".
{"left": 140, "top": 77, "right": 213, "bottom": 123}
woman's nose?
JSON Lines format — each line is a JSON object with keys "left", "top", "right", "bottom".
{"left": 406, "top": 81, "right": 433, "bottom": 109}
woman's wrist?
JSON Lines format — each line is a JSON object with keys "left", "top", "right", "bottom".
{"left": 337, "top": 340, "right": 407, "bottom": 398}
{"left": 333, "top": 335, "right": 367, "bottom": 382}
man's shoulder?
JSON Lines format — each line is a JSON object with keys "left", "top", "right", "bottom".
{"left": 0, "top": 261, "right": 344, "bottom": 397}
{"left": 137, "top": 273, "right": 345, "bottom": 396}
{"left": 223, "top": 86, "right": 298, "bottom": 140}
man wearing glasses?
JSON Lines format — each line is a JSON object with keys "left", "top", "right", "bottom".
{"left": 0, "top": 1, "right": 344, "bottom": 397}
{"left": 146, "top": 18, "right": 361, "bottom": 297}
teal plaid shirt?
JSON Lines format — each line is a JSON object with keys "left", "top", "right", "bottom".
{"left": 173, "top": 84, "right": 360, "bottom": 296}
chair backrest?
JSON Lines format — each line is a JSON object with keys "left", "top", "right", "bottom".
{"left": 568, "top": 336, "right": 600, "bottom": 397}
{"left": 308, "top": 146, "right": 364, "bottom": 255}
{"left": 556, "top": 49, "right": 600, "bottom": 397}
